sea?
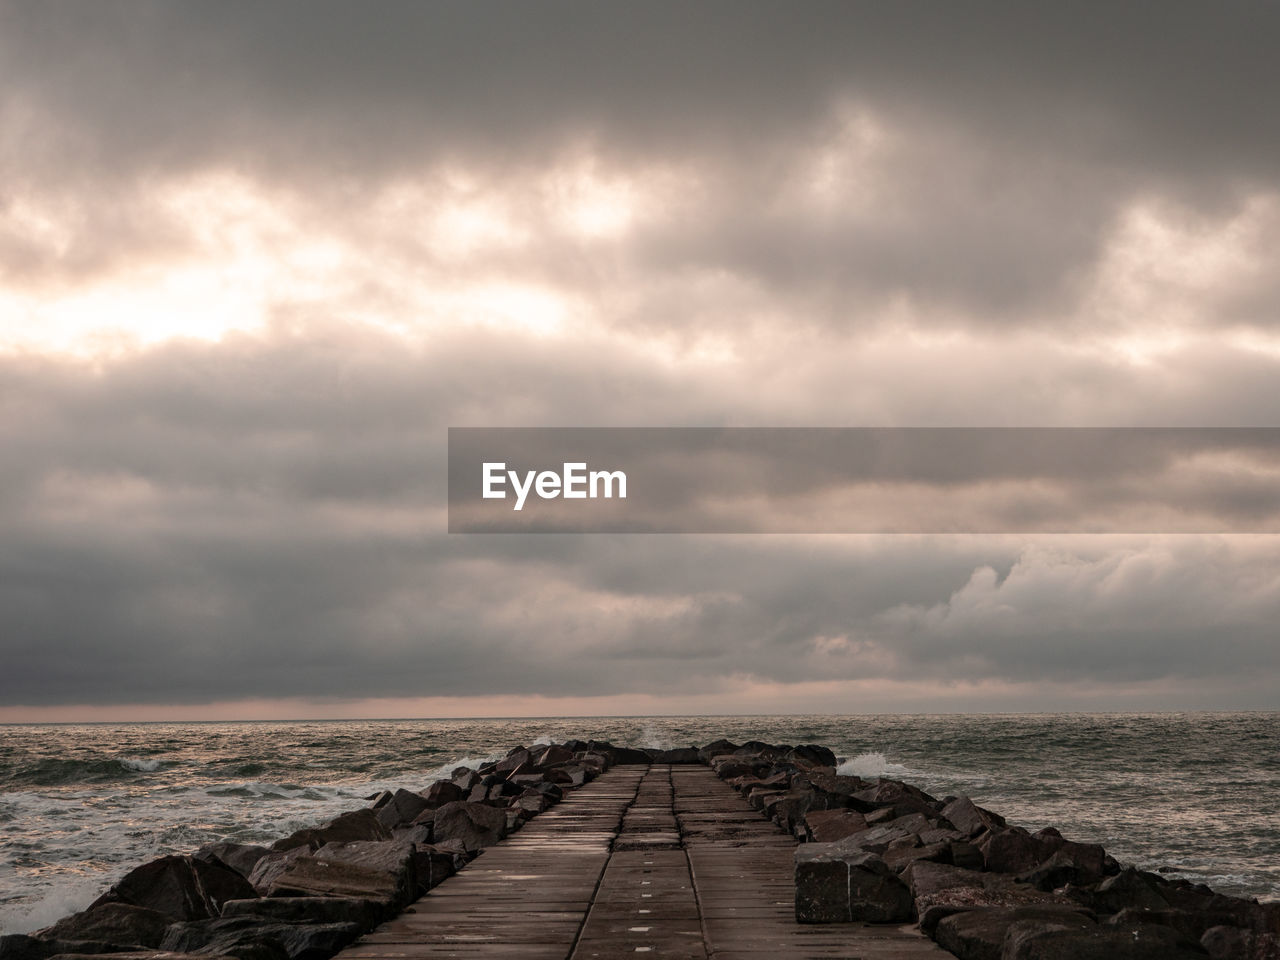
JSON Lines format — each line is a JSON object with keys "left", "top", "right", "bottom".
{"left": 0, "top": 713, "right": 1276, "bottom": 934}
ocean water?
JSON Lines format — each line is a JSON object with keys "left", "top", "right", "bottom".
{"left": 0, "top": 713, "right": 1276, "bottom": 934}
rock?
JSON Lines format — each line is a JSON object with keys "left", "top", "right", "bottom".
{"left": 802, "top": 808, "right": 868, "bottom": 843}
{"left": 905, "top": 861, "right": 1078, "bottom": 936}
{"left": 1004, "top": 921, "right": 1209, "bottom": 959}
{"left": 851, "top": 778, "right": 939, "bottom": 810}
{"left": 532, "top": 745, "right": 576, "bottom": 767}
{"left": 39, "top": 905, "right": 171, "bottom": 949}
{"left": 933, "top": 905, "right": 1095, "bottom": 960}
{"left": 271, "top": 810, "right": 390, "bottom": 853}
{"left": 1202, "top": 925, "right": 1280, "bottom": 960}
{"left": 90, "top": 855, "right": 255, "bottom": 922}
{"left": 794, "top": 847, "right": 913, "bottom": 923}
{"left": 410, "top": 846, "right": 456, "bottom": 895}
{"left": 884, "top": 840, "right": 951, "bottom": 874}
{"left": 193, "top": 845, "right": 273, "bottom": 882}
{"left": 787, "top": 745, "right": 837, "bottom": 767}
{"left": 41, "top": 953, "right": 236, "bottom": 960}
{"left": 1021, "top": 848, "right": 1105, "bottom": 891}
{"left": 979, "top": 826, "right": 1055, "bottom": 875}
{"left": 429, "top": 801, "right": 508, "bottom": 853}
{"left": 711, "top": 758, "right": 771, "bottom": 781}
{"left": 646, "top": 747, "right": 702, "bottom": 765}
{"left": 1090, "top": 867, "right": 1172, "bottom": 913}
{"left": 0, "top": 938, "right": 146, "bottom": 960}
{"left": 161, "top": 917, "right": 360, "bottom": 960}
{"left": 373, "top": 790, "right": 430, "bottom": 830}
{"left": 941, "top": 797, "right": 1007, "bottom": 838}
{"left": 219, "top": 898, "right": 385, "bottom": 928}
{"left": 263, "top": 841, "right": 416, "bottom": 909}
{"left": 698, "top": 739, "right": 739, "bottom": 764}
{"left": 245, "top": 849, "right": 310, "bottom": 897}
{"left": 949, "top": 841, "right": 985, "bottom": 871}
{"left": 450, "top": 768, "right": 481, "bottom": 791}
{"left": 592, "top": 743, "right": 650, "bottom": 765}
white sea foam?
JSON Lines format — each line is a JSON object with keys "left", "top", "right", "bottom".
{"left": 118, "top": 757, "right": 162, "bottom": 773}
{"left": 639, "top": 724, "right": 672, "bottom": 751}
{"left": 836, "top": 751, "right": 913, "bottom": 779}
{"left": 0, "top": 878, "right": 101, "bottom": 935}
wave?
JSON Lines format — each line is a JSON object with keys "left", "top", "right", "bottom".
{"left": 0, "top": 877, "right": 102, "bottom": 935}
{"left": 836, "top": 751, "right": 914, "bottom": 779}
{"left": 6, "top": 756, "right": 166, "bottom": 787}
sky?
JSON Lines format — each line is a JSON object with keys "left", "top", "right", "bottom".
{"left": 2, "top": 1, "right": 1279, "bottom": 720}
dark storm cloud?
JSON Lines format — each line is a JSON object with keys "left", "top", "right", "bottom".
{"left": 3, "top": 329, "right": 1280, "bottom": 707}
{"left": 4, "top": 2, "right": 1280, "bottom": 711}
{"left": 5, "top": 1, "right": 1279, "bottom": 182}
{"left": 4, "top": 1, "right": 1280, "bottom": 327}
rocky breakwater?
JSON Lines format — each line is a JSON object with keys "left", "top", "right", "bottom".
{"left": 703, "top": 739, "right": 1280, "bottom": 960}
{"left": 0, "top": 740, "right": 647, "bottom": 960}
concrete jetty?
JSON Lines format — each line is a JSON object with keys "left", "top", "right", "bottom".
{"left": 336, "top": 763, "right": 948, "bottom": 959}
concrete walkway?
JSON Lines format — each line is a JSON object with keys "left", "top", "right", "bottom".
{"left": 335, "top": 764, "right": 949, "bottom": 959}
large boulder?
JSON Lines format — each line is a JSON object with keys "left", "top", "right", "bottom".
{"left": 219, "top": 898, "right": 385, "bottom": 928}
{"left": 90, "top": 855, "right": 255, "bottom": 921}
{"left": 38, "top": 905, "right": 171, "bottom": 949}
{"left": 794, "top": 847, "right": 913, "bottom": 923}
{"left": 1201, "top": 925, "right": 1280, "bottom": 960}
{"left": 941, "top": 796, "right": 1006, "bottom": 838}
{"left": 420, "top": 780, "right": 464, "bottom": 808}
{"left": 698, "top": 739, "right": 739, "bottom": 764}
{"left": 271, "top": 810, "right": 390, "bottom": 853}
{"left": 979, "top": 826, "right": 1056, "bottom": 875}
{"left": 1004, "top": 921, "right": 1209, "bottom": 959}
{"left": 787, "top": 745, "right": 837, "bottom": 767}
{"left": 0, "top": 936, "right": 149, "bottom": 960}
{"left": 431, "top": 801, "right": 508, "bottom": 853}
{"left": 934, "top": 905, "right": 1096, "bottom": 960}
{"left": 261, "top": 841, "right": 417, "bottom": 909}
{"left": 905, "top": 861, "right": 1078, "bottom": 935}
{"left": 161, "top": 917, "right": 360, "bottom": 960}
{"left": 802, "top": 808, "right": 868, "bottom": 843}
{"left": 373, "top": 790, "right": 430, "bottom": 830}
{"left": 194, "top": 844, "right": 273, "bottom": 882}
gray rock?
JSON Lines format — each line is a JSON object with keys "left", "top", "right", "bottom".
{"left": 795, "top": 847, "right": 912, "bottom": 923}
{"left": 161, "top": 916, "right": 359, "bottom": 960}
{"left": 270, "top": 810, "right": 390, "bottom": 853}
{"left": 1201, "top": 925, "right": 1280, "bottom": 960}
{"left": 372, "top": 790, "right": 430, "bottom": 830}
{"left": 194, "top": 845, "right": 273, "bottom": 882}
{"left": 90, "top": 856, "right": 255, "bottom": 922}
{"left": 431, "top": 801, "right": 508, "bottom": 853}
{"left": 933, "top": 905, "right": 1094, "bottom": 960}
{"left": 264, "top": 841, "right": 416, "bottom": 909}
{"left": 219, "top": 898, "right": 385, "bottom": 928}
{"left": 38, "top": 905, "right": 171, "bottom": 949}
{"left": 941, "top": 796, "right": 1007, "bottom": 838}
{"left": 1003, "top": 921, "right": 1209, "bottom": 959}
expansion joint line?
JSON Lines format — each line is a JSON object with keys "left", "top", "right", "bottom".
{"left": 564, "top": 762, "right": 651, "bottom": 960}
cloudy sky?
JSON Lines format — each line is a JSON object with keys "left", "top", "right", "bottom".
{"left": 3, "top": 1, "right": 1279, "bottom": 720}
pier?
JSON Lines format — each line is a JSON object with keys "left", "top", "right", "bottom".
{"left": 336, "top": 763, "right": 948, "bottom": 960}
